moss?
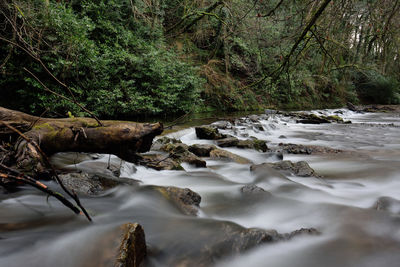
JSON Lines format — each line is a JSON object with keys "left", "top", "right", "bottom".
{"left": 32, "top": 122, "right": 55, "bottom": 131}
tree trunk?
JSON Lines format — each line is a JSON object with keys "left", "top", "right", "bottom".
{"left": 0, "top": 107, "right": 163, "bottom": 172}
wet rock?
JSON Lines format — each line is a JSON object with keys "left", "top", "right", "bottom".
{"left": 152, "top": 137, "right": 182, "bottom": 151}
{"left": 58, "top": 172, "right": 139, "bottom": 195}
{"left": 161, "top": 143, "right": 206, "bottom": 168}
{"left": 240, "top": 184, "right": 271, "bottom": 196}
{"left": 195, "top": 126, "right": 226, "bottom": 140}
{"left": 248, "top": 115, "right": 260, "bottom": 122}
{"left": 188, "top": 144, "right": 216, "bottom": 157}
{"left": 291, "top": 112, "right": 348, "bottom": 124}
{"left": 279, "top": 143, "right": 342, "bottom": 155}
{"left": 139, "top": 153, "right": 184, "bottom": 171}
{"left": 279, "top": 135, "right": 287, "bottom": 139}
{"left": 210, "top": 149, "right": 251, "bottom": 164}
{"left": 283, "top": 228, "right": 321, "bottom": 239}
{"left": 170, "top": 222, "right": 319, "bottom": 266}
{"left": 84, "top": 223, "right": 146, "bottom": 267}
{"left": 295, "top": 113, "right": 331, "bottom": 124}
{"left": 236, "top": 139, "right": 268, "bottom": 152}
{"left": 210, "top": 120, "right": 232, "bottom": 129}
{"left": 252, "top": 160, "right": 316, "bottom": 177}
{"left": 216, "top": 137, "right": 240, "bottom": 147}
{"left": 253, "top": 123, "right": 265, "bottom": 131}
{"left": 373, "top": 196, "right": 400, "bottom": 214}
{"left": 265, "top": 109, "right": 278, "bottom": 115}
{"left": 155, "top": 186, "right": 201, "bottom": 216}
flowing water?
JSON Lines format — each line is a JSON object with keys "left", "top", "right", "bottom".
{"left": 1, "top": 109, "right": 400, "bottom": 267}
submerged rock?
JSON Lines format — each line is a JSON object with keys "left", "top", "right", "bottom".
{"left": 251, "top": 160, "right": 317, "bottom": 177}
{"left": 373, "top": 196, "right": 400, "bottom": 214}
{"left": 188, "top": 144, "right": 216, "bottom": 157}
{"left": 152, "top": 137, "right": 182, "bottom": 151}
{"left": 139, "top": 153, "right": 184, "bottom": 171}
{"left": 161, "top": 143, "right": 206, "bottom": 168}
{"left": 216, "top": 137, "right": 240, "bottom": 147}
{"left": 279, "top": 143, "right": 342, "bottom": 155}
{"left": 195, "top": 126, "right": 226, "bottom": 140}
{"left": 210, "top": 149, "right": 251, "bottom": 164}
{"left": 84, "top": 223, "right": 146, "bottom": 267}
{"left": 154, "top": 186, "right": 201, "bottom": 216}
{"left": 58, "top": 172, "right": 139, "bottom": 195}
{"left": 169, "top": 221, "right": 320, "bottom": 266}
{"left": 240, "top": 184, "right": 271, "bottom": 196}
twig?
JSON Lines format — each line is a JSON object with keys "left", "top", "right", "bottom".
{"left": 0, "top": 121, "right": 92, "bottom": 221}
{"left": 0, "top": 164, "right": 81, "bottom": 215}
{"left": 23, "top": 68, "right": 103, "bottom": 127}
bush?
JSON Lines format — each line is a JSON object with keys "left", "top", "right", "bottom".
{"left": 352, "top": 70, "right": 400, "bottom": 104}
{"left": 0, "top": 0, "right": 203, "bottom": 118}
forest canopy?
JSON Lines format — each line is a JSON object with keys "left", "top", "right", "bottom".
{"left": 1, "top": 0, "right": 399, "bottom": 118}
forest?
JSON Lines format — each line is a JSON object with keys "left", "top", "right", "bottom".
{"left": 1, "top": 0, "right": 399, "bottom": 119}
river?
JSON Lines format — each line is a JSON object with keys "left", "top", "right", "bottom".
{"left": 1, "top": 108, "right": 400, "bottom": 267}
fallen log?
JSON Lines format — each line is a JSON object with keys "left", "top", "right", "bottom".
{"left": 0, "top": 107, "right": 163, "bottom": 172}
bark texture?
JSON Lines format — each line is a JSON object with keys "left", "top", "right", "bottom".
{"left": 0, "top": 107, "right": 163, "bottom": 172}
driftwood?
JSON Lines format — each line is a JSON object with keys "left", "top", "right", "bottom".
{"left": 0, "top": 106, "right": 163, "bottom": 172}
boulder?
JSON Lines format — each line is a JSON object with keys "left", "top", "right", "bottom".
{"left": 188, "top": 144, "right": 216, "bottom": 157}
{"left": 209, "top": 149, "right": 251, "bottom": 164}
{"left": 373, "top": 196, "right": 400, "bottom": 214}
{"left": 169, "top": 222, "right": 319, "bottom": 266}
{"left": 161, "top": 143, "right": 206, "bottom": 168}
{"left": 210, "top": 120, "right": 232, "bottom": 129}
{"left": 279, "top": 143, "right": 342, "bottom": 155}
{"left": 154, "top": 186, "right": 201, "bottom": 216}
{"left": 58, "top": 172, "right": 139, "bottom": 195}
{"left": 139, "top": 153, "right": 184, "bottom": 171}
{"left": 84, "top": 223, "right": 146, "bottom": 267}
{"left": 240, "top": 184, "right": 271, "bottom": 197}
{"left": 152, "top": 137, "right": 182, "bottom": 151}
{"left": 251, "top": 160, "right": 316, "bottom": 177}
{"left": 195, "top": 126, "right": 226, "bottom": 140}
{"left": 216, "top": 137, "right": 240, "bottom": 147}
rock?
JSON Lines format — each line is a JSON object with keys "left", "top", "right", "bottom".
{"left": 170, "top": 221, "right": 319, "bottom": 266}
{"left": 265, "top": 109, "right": 278, "bottom": 115}
{"left": 195, "top": 126, "right": 226, "bottom": 140}
{"left": 251, "top": 160, "right": 317, "bottom": 177}
{"left": 152, "top": 137, "right": 182, "bottom": 151}
{"left": 248, "top": 115, "right": 260, "bottom": 122}
{"left": 209, "top": 149, "right": 251, "bottom": 164}
{"left": 216, "top": 137, "right": 240, "bottom": 147}
{"left": 252, "top": 139, "right": 268, "bottom": 152}
{"left": 236, "top": 139, "right": 268, "bottom": 152}
{"left": 58, "top": 172, "right": 139, "bottom": 195}
{"left": 210, "top": 120, "right": 232, "bottom": 129}
{"left": 139, "top": 153, "right": 184, "bottom": 171}
{"left": 279, "top": 135, "right": 287, "bottom": 139}
{"left": 295, "top": 113, "right": 331, "bottom": 124}
{"left": 253, "top": 123, "right": 265, "bottom": 131}
{"left": 283, "top": 228, "right": 321, "bottom": 240}
{"left": 161, "top": 143, "right": 206, "bottom": 168}
{"left": 155, "top": 186, "right": 201, "bottom": 216}
{"left": 188, "top": 144, "right": 216, "bottom": 157}
{"left": 373, "top": 196, "right": 400, "bottom": 213}
{"left": 279, "top": 143, "right": 342, "bottom": 155}
{"left": 84, "top": 223, "right": 146, "bottom": 267}
{"left": 240, "top": 184, "right": 271, "bottom": 196}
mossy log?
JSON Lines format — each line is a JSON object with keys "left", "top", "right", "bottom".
{"left": 0, "top": 107, "right": 163, "bottom": 172}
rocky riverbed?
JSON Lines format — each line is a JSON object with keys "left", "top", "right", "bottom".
{"left": 1, "top": 107, "right": 400, "bottom": 267}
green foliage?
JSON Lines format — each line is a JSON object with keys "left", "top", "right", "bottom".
{"left": 352, "top": 70, "right": 400, "bottom": 104}
{"left": 0, "top": 0, "right": 203, "bottom": 117}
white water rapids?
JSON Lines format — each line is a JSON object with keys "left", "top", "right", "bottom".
{"left": 1, "top": 109, "right": 400, "bottom": 267}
